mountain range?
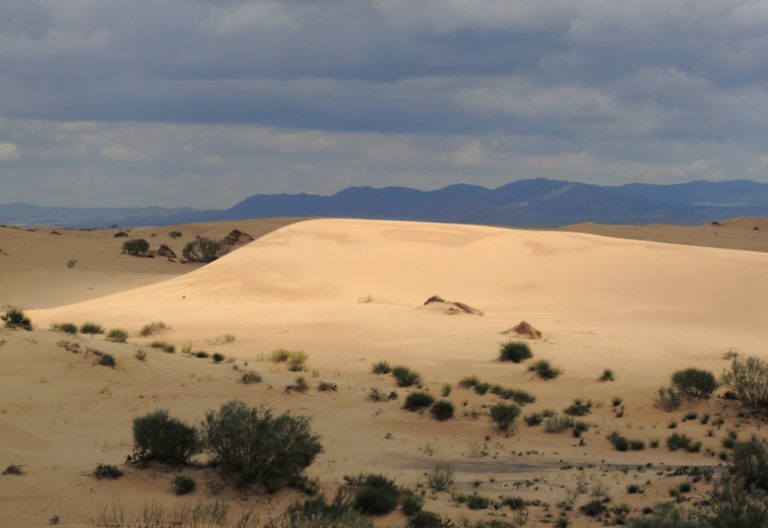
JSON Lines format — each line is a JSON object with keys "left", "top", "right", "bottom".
{"left": 4, "top": 178, "right": 768, "bottom": 228}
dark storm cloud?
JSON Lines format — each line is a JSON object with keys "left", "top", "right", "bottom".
{"left": 0, "top": 0, "right": 767, "bottom": 206}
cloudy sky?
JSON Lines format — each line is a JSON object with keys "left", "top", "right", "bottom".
{"left": 1, "top": 0, "right": 767, "bottom": 207}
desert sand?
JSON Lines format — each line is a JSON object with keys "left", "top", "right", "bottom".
{"left": 2, "top": 217, "right": 767, "bottom": 527}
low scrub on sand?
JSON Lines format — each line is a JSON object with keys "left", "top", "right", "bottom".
{"left": 425, "top": 463, "right": 455, "bottom": 492}
{"left": 150, "top": 341, "right": 175, "bottom": 353}
{"left": 93, "top": 464, "right": 123, "bottom": 480}
{"left": 140, "top": 321, "right": 170, "bottom": 337}
{"left": 80, "top": 322, "right": 104, "bottom": 335}
{"left": 183, "top": 237, "right": 227, "bottom": 263}
{"left": 350, "top": 474, "right": 401, "bottom": 515}
{"left": 372, "top": 360, "right": 391, "bottom": 374}
{"left": 392, "top": 366, "right": 421, "bottom": 387}
{"left": 107, "top": 328, "right": 128, "bottom": 343}
{"left": 499, "top": 341, "right": 533, "bottom": 363}
{"left": 1, "top": 307, "right": 32, "bottom": 330}
{"left": 671, "top": 368, "right": 719, "bottom": 402}
{"left": 98, "top": 353, "right": 116, "bottom": 368}
{"left": 131, "top": 410, "right": 201, "bottom": 466}
{"left": 529, "top": 359, "right": 561, "bottom": 380}
{"left": 203, "top": 401, "right": 322, "bottom": 490}
{"left": 666, "top": 433, "right": 702, "bottom": 453}
{"left": 172, "top": 475, "right": 196, "bottom": 496}
{"left": 563, "top": 398, "right": 592, "bottom": 417}
{"left": 723, "top": 356, "right": 768, "bottom": 416}
{"left": 489, "top": 403, "right": 521, "bottom": 432}
{"left": 403, "top": 391, "right": 434, "bottom": 411}
{"left": 122, "top": 238, "right": 150, "bottom": 257}
{"left": 430, "top": 400, "right": 455, "bottom": 421}
{"left": 50, "top": 322, "right": 77, "bottom": 334}
{"left": 240, "top": 371, "right": 263, "bottom": 384}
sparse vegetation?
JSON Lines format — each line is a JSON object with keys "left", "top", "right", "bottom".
{"left": 150, "top": 341, "right": 175, "bottom": 353}
{"left": 2, "top": 307, "right": 32, "bottom": 330}
{"left": 93, "top": 464, "right": 123, "bottom": 480}
{"left": 202, "top": 401, "right": 322, "bottom": 489}
{"left": 50, "top": 322, "right": 77, "bottom": 334}
{"left": 544, "top": 415, "right": 573, "bottom": 433}
{"left": 392, "top": 366, "right": 421, "bottom": 387}
{"left": 723, "top": 355, "right": 768, "bottom": 417}
{"left": 489, "top": 403, "right": 521, "bottom": 431}
{"left": 140, "top": 321, "right": 169, "bottom": 337}
{"left": 122, "top": 238, "right": 150, "bottom": 257}
{"left": 240, "top": 371, "right": 262, "bottom": 384}
{"left": 667, "top": 433, "right": 702, "bottom": 453}
{"left": 404, "top": 391, "right": 435, "bottom": 411}
{"left": 183, "top": 237, "right": 227, "bottom": 263}
{"left": 351, "top": 474, "right": 400, "bottom": 515}
{"left": 172, "top": 475, "right": 196, "bottom": 495}
{"left": 563, "top": 398, "right": 592, "bottom": 417}
{"left": 529, "top": 359, "right": 561, "bottom": 380}
{"left": 318, "top": 381, "right": 338, "bottom": 392}
{"left": 425, "top": 463, "right": 455, "bottom": 492}
{"left": 107, "top": 328, "right": 128, "bottom": 343}
{"left": 212, "top": 352, "right": 225, "bottom": 363}
{"left": 499, "top": 341, "right": 533, "bottom": 363}
{"left": 80, "top": 322, "right": 104, "bottom": 335}
{"left": 98, "top": 353, "right": 116, "bottom": 368}
{"left": 430, "top": 400, "right": 455, "bottom": 421}
{"left": 599, "top": 369, "right": 615, "bottom": 381}
{"left": 372, "top": 361, "right": 391, "bottom": 374}
{"left": 131, "top": 410, "right": 201, "bottom": 465}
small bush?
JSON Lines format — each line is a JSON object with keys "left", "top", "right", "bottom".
{"left": 80, "top": 322, "right": 104, "bottom": 335}
{"left": 271, "top": 349, "right": 291, "bottom": 362}
{"left": 404, "top": 391, "right": 434, "bottom": 411}
{"left": 212, "top": 352, "right": 225, "bottom": 363}
{"left": 441, "top": 384, "right": 452, "bottom": 397}
{"left": 474, "top": 382, "right": 491, "bottom": 395}
{"left": 626, "top": 503, "right": 705, "bottom": 528}
{"left": 572, "top": 421, "right": 590, "bottom": 438}
{"left": 655, "top": 386, "right": 683, "bottom": 411}
{"left": 1, "top": 308, "right": 32, "bottom": 330}
{"left": 318, "top": 381, "right": 338, "bottom": 392}
{"left": 728, "top": 436, "right": 768, "bottom": 492}
{"left": 107, "top": 328, "right": 128, "bottom": 343}
{"left": 671, "top": 368, "right": 718, "bottom": 402}
{"left": 286, "top": 377, "right": 309, "bottom": 393}
{"left": 608, "top": 432, "right": 630, "bottom": 452}
{"left": 544, "top": 415, "right": 573, "bottom": 433}
{"left": 240, "top": 371, "right": 262, "bottom": 384}
{"left": 530, "top": 359, "right": 561, "bottom": 380}
{"left": 599, "top": 369, "right": 615, "bottom": 382}
{"left": 722, "top": 356, "right": 768, "bottom": 416}
{"left": 580, "top": 499, "right": 607, "bottom": 517}
{"left": 132, "top": 410, "right": 201, "bottom": 465}
{"left": 525, "top": 413, "right": 545, "bottom": 426}
{"left": 401, "top": 492, "right": 424, "bottom": 517}
{"left": 140, "top": 321, "right": 169, "bottom": 337}
{"left": 135, "top": 349, "right": 147, "bottom": 361}
{"left": 182, "top": 237, "right": 226, "bottom": 263}
{"left": 150, "top": 341, "right": 175, "bottom": 353}
{"left": 122, "top": 238, "right": 150, "bottom": 257}
{"left": 425, "top": 463, "right": 454, "bottom": 492}
{"left": 203, "top": 401, "right": 322, "bottom": 489}
{"left": 458, "top": 376, "right": 480, "bottom": 388}
{"left": 430, "top": 400, "right": 455, "bottom": 421}
{"left": 50, "top": 322, "right": 77, "bottom": 334}
{"left": 490, "top": 403, "right": 521, "bottom": 431}
{"left": 354, "top": 485, "right": 399, "bottom": 515}
{"left": 196, "top": 351, "right": 210, "bottom": 359}
{"left": 667, "top": 433, "right": 701, "bottom": 453}
{"left": 99, "top": 353, "right": 116, "bottom": 368}
{"left": 372, "top": 361, "right": 391, "bottom": 374}
{"left": 93, "top": 464, "right": 123, "bottom": 480}
{"left": 563, "top": 399, "right": 592, "bottom": 417}
{"left": 172, "top": 475, "right": 196, "bottom": 495}
{"left": 393, "top": 366, "right": 421, "bottom": 387}
{"left": 499, "top": 341, "right": 533, "bottom": 363}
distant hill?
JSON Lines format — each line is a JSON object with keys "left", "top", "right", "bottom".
{"left": 4, "top": 178, "right": 768, "bottom": 227}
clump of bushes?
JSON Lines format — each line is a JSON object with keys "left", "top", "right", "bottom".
{"left": 404, "top": 391, "right": 434, "bottom": 411}
{"left": 172, "top": 475, "right": 196, "bottom": 495}
{"left": 544, "top": 415, "right": 573, "bottom": 433}
{"left": 372, "top": 361, "right": 391, "bottom": 374}
{"left": 183, "top": 237, "right": 226, "bottom": 263}
{"left": 430, "top": 400, "right": 455, "bottom": 421}
{"left": 524, "top": 409, "right": 555, "bottom": 426}
{"left": 667, "top": 433, "right": 702, "bottom": 453}
{"left": 203, "top": 401, "right": 322, "bottom": 490}
{"left": 499, "top": 341, "right": 533, "bottom": 363}
{"left": 563, "top": 398, "right": 592, "bottom": 416}
{"left": 93, "top": 464, "right": 123, "bottom": 480}
{"left": 599, "top": 369, "right": 615, "bottom": 382}
{"left": 122, "top": 238, "right": 150, "bottom": 257}
{"left": 489, "top": 384, "right": 536, "bottom": 405}
{"left": 278, "top": 490, "right": 373, "bottom": 528}
{"left": 107, "top": 328, "right": 128, "bottom": 343}
{"left": 212, "top": 352, "right": 225, "bottom": 363}
{"left": 351, "top": 474, "right": 400, "bottom": 515}
{"left": 318, "top": 381, "right": 338, "bottom": 392}
{"left": 98, "top": 353, "right": 116, "bottom": 368}
{"left": 671, "top": 368, "right": 718, "bottom": 402}
{"left": 50, "top": 322, "right": 77, "bottom": 334}
{"left": 392, "top": 366, "right": 421, "bottom": 387}
{"left": 529, "top": 359, "right": 561, "bottom": 380}
{"left": 195, "top": 351, "right": 210, "bottom": 359}
{"left": 271, "top": 349, "right": 307, "bottom": 370}
{"left": 489, "top": 403, "right": 521, "bottom": 431}
{"left": 150, "top": 341, "right": 175, "bottom": 353}
{"left": 728, "top": 436, "right": 768, "bottom": 491}
{"left": 722, "top": 356, "right": 768, "bottom": 416}
{"left": 458, "top": 376, "right": 480, "bottom": 388}
{"left": 425, "top": 463, "right": 454, "bottom": 492}
{"left": 607, "top": 432, "right": 645, "bottom": 451}
{"left": 131, "top": 410, "right": 201, "bottom": 465}
{"left": 80, "top": 322, "right": 104, "bottom": 335}
{"left": 140, "top": 321, "right": 169, "bottom": 337}
{"left": 2, "top": 307, "right": 32, "bottom": 330}
{"left": 240, "top": 371, "right": 262, "bottom": 384}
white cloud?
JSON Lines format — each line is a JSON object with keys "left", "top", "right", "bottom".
{"left": 0, "top": 141, "right": 20, "bottom": 160}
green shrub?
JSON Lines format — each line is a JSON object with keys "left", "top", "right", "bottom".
{"left": 599, "top": 369, "right": 615, "bottom": 381}
{"left": 671, "top": 368, "right": 718, "bottom": 402}
{"left": 211, "top": 352, "right": 225, "bottom": 363}
{"left": 182, "top": 237, "right": 226, "bottom": 263}
{"left": 404, "top": 392, "right": 434, "bottom": 411}
{"left": 107, "top": 328, "right": 128, "bottom": 343}
{"left": 499, "top": 341, "right": 533, "bottom": 363}
{"left": 139, "top": 321, "right": 169, "bottom": 337}
{"left": 572, "top": 421, "right": 590, "bottom": 438}
{"left": 203, "top": 401, "right": 322, "bottom": 489}
{"left": 279, "top": 490, "right": 373, "bottom": 528}
{"left": 530, "top": 359, "right": 561, "bottom": 380}
{"left": 525, "top": 413, "right": 545, "bottom": 426}
{"left": 580, "top": 499, "right": 607, "bottom": 517}
{"left": 372, "top": 361, "right": 391, "bottom": 374}
{"left": 98, "top": 353, "right": 116, "bottom": 368}
{"left": 489, "top": 385, "right": 536, "bottom": 405}
{"left": 354, "top": 486, "right": 398, "bottom": 515}
{"left": 729, "top": 436, "right": 768, "bottom": 492}
{"left": 430, "top": 400, "right": 455, "bottom": 421}
{"left": 195, "top": 351, "right": 209, "bottom": 359}
{"left": 667, "top": 433, "right": 701, "bottom": 453}
{"left": 271, "top": 349, "right": 291, "bottom": 362}
{"left": 240, "top": 371, "right": 262, "bottom": 384}
{"left": 608, "top": 432, "right": 630, "bottom": 452}
{"left": 131, "top": 410, "right": 201, "bottom": 465}
{"left": 490, "top": 403, "right": 521, "bottom": 431}
{"left": 465, "top": 494, "right": 490, "bottom": 510}
{"left": 401, "top": 492, "right": 424, "bottom": 516}
{"left": 441, "top": 384, "right": 452, "bottom": 397}
{"left": 1, "top": 308, "right": 32, "bottom": 330}
{"left": 122, "top": 238, "right": 150, "bottom": 257}
{"left": 474, "top": 382, "right": 491, "bottom": 395}
{"left": 150, "top": 341, "right": 175, "bottom": 353}
{"left": 407, "top": 511, "right": 445, "bottom": 528}
{"left": 392, "top": 366, "right": 421, "bottom": 387}
{"left": 93, "top": 464, "right": 123, "bottom": 480}
{"left": 458, "top": 376, "right": 480, "bottom": 388}
{"left": 80, "top": 322, "right": 104, "bottom": 335}
{"left": 563, "top": 399, "right": 592, "bottom": 416}
{"left": 172, "top": 475, "right": 196, "bottom": 495}
{"left": 655, "top": 386, "right": 683, "bottom": 411}
{"left": 722, "top": 356, "right": 768, "bottom": 416}
{"left": 50, "top": 322, "right": 77, "bottom": 334}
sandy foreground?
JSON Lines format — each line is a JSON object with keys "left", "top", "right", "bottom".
{"left": 1, "top": 217, "right": 767, "bottom": 527}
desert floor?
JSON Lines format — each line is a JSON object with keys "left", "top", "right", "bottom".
{"left": 1, "top": 217, "right": 767, "bottom": 527}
